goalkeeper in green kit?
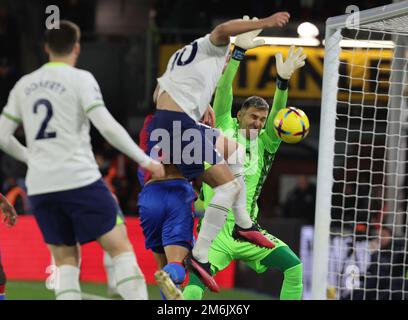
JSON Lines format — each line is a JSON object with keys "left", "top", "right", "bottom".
{"left": 183, "top": 16, "right": 307, "bottom": 300}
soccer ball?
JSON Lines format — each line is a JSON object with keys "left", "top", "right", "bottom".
{"left": 273, "top": 107, "right": 310, "bottom": 144}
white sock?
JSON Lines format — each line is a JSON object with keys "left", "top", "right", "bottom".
{"left": 231, "top": 175, "right": 253, "bottom": 228}
{"left": 226, "top": 144, "right": 252, "bottom": 229}
{"left": 193, "top": 179, "right": 240, "bottom": 263}
{"left": 103, "top": 251, "right": 117, "bottom": 290}
{"left": 113, "top": 251, "right": 148, "bottom": 300}
{"left": 55, "top": 265, "right": 81, "bottom": 300}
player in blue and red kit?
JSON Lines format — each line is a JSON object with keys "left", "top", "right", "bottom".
{"left": 137, "top": 111, "right": 196, "bottom": 300}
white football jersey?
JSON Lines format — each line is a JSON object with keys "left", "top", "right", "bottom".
{"left": 2, "top": 62, "right": 104, "bottom": 195}
{"left": 157, "top": 34, "right": 230, "bottom": 122}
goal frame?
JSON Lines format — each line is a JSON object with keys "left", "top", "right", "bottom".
{"left": 312, "top": 0, "right": 408, "bottom": 300}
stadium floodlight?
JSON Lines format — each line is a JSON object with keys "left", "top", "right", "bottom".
{"left": 313, "top": 0, "right": 408, "bottom": 300}
{"left": 297, "top": 22, "right": 320, "bottom": 38}
{"left": 230, "top": 36, "right": 320, "bottom": 47}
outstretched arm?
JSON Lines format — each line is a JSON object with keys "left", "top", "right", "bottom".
{"left": 87, "top": 107, "right": 164, "bottom": 179}
{"left": 210, "top": 12, "right": 290, "bottom": 46}
{"left": 214, "top": 16, "right": 269, "bottom": 130}
{"left": 263, "top": 79, "right": 289, "bottom": 151}
{"left": 213, "top": 58, "right": 240, "bottom": 130}
{"left": 263, "top": 47, "right": 307, "bottom": 152}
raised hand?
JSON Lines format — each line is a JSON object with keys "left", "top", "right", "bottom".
{"left": 0, "top": 193, "right": 17, "bottom": 227}
{"left": 201, "top": 105, "right": 216, "bottom": 127}
{"left": 261, "top": 11, "right": 290, "bottom": 28}
{"left": 145, "top": 160, "right": 165, "bottom": 179}
{"left": 275, "top": 46, "right": 307, "bottom": 80}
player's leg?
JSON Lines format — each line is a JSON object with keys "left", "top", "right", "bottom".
{"left": 183, "top": 270, "right": 207, "bottom": 300}
{"left": 155, "top": 180, "right": 196, "bottom": 300}
{"left": 260, "top": 246, "right": 303, "bottom": 300}
{"left": 29, "top": 191, "right": 83, "bottom": 300}
{"left": 152, "top": 251, "right": 167, "bottom": 269}
{"left": 64, "top": 178, "right": 147, "bottom": 300}
{"left": 216, "top": 135, "right": 252, "bottom": 228}
{"left": 240, "top": 232, "right": 303, "bottom": 300}
{"left": 0, "top": 256, "right": 6, "bottom": 300}
{"left": 97, "top": 224, "right": 147, "bottom": 300}
{"left": 188, "top": 137, "right": 274, "bottom": 290}
{"left": 185, "top": 128, "right": 272, "bottom": 290}
{"left": 139, "top": 180, "right": 181, "bottom": 300}
{"left": 155, "top": 245, "right": 188, "bottom": 300}
{"left": 48, "top": 244, "right": 82, "bottom": 300}
{"left": 103, "top": 216, "right": 127, "bottom": 297}
{"left": 191, "top": 163, "right": 238, "bottom": 259}
{"left": 215, "top": 134, "right": 276, "bottom": 248}
{"left": 152, "top": 247, "right": 180, "bottom": 300}
{"left": 184, "top": 227, "right": 234, "bottom": 300}
{"left": 152, "top": 250, "right": 188, "bottom": 301}
{"left": 103, "top": 251, "right": 117, "bottom": 297}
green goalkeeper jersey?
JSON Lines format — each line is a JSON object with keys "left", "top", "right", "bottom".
{"left": 202, "top": 58, "right": 288, "bottom": 223}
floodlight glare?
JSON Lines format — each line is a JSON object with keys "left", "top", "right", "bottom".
{"left": 297, "top": 22, "right": 319, "bottom": 38}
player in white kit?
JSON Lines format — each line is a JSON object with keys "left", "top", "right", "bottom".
{"left": 148, "top": 12, "right": 290, "bottom": 291}
{"left": 0, "top": 20, "right": 164, "bottom": 300}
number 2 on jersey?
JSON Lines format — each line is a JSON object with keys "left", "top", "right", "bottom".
{"left": 33, "top": 99, "right": 57, "bottom": 140}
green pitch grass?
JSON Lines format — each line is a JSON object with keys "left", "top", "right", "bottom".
{"left": 6, "top": 281, "right": 273, "bottom": 300}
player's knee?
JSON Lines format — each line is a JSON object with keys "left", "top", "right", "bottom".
{"left": 108, "top": 241, "right": 134, "bottom": 258}
{"left": 100, "top": 227, "right": 134, "bottom": 257}
{"left": 0, "top": 264, "right": 6, "bottom": 286}
{"left": 218, "top": 178, "right": 242, "bottom": 200}
{"left": 52, "top": 255, "right": 81, "bottom": 267}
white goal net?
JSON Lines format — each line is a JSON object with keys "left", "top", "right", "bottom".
{"left": 312, "top": 1, "right": 408, "bottom": 300}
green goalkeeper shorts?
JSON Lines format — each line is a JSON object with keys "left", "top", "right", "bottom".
{"left": 208, "top": 220, "right": 287, "bottom": 274}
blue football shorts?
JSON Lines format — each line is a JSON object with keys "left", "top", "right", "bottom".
{"left": 138, "top": 178, "right": 196, "bottom": 253}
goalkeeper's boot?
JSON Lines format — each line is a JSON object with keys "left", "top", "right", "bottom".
{"left": 184, "top": 253, "right": 220, "bottom": 293}
{"left": 154, "top": 270, "right": 184, "bottom": 300}
{"left": 232, "top": 223, "right": 275, "bottom": 249}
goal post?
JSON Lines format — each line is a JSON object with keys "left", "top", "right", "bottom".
{"left": 312, "top": 1, "right": 408, "bottom": 300}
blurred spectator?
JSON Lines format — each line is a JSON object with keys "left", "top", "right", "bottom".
{"left": 3, "top": 176, "right": 28, "bottom": 215}
{"left": 95, "top": 144, "right": 136, "bottom": 215}
{"left": 0, "top": 1, "right": 20, "bottom": 108}
{"left": 283, "top": 175, "right": 316, "bottom": 225}
{"left": 353, "top": 227, "right": 408, "bottom": 300}
{"left": 46, "top": 0, "right": 96, "bottom": 33}
{"left": 1, "top": 153, "right": 26, "bottom": 192}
